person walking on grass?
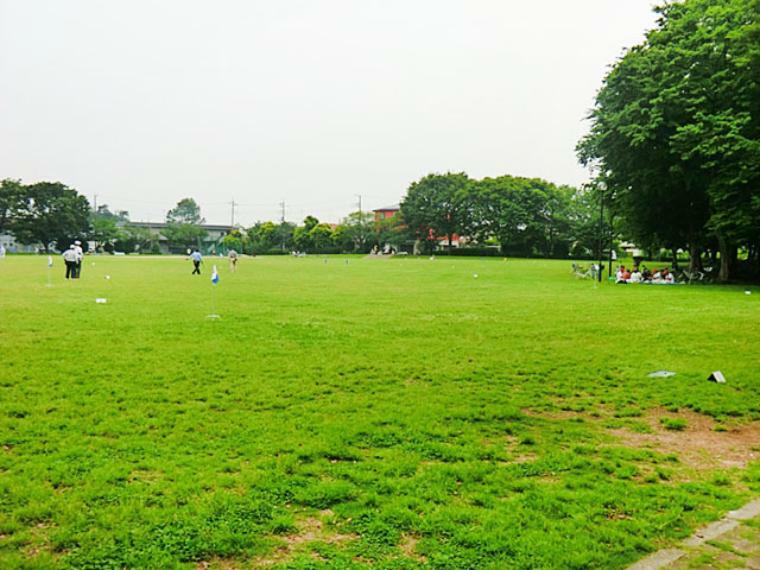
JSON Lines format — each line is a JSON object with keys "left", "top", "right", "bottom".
{"left": 189, "top": 248, "right": 202, "bottom": 275}
{"left": 62, "top": 245, "right": 78, "bottom": 279}
{"left": 228, "top": 249, "right": 238, "bottom": 272}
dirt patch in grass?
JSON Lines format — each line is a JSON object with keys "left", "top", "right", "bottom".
{"left": 250, "top": 509, "right": 357, "bottom": 567}
{"left": 399, "top": 533, "right": 427, "bottom": 563}
{"left": 610, "top": 409, "right": 760, "bottom": 469}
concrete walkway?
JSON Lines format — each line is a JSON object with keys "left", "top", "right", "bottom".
{"left": 628, "top": 499, "right": 760, "bottom": 570}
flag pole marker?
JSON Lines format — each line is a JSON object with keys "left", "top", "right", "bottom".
{"left": 207, "top": 264, "right": 221, "bottom": 319}
{"left": 46, "top": 256, "right": 53, "bottom": 287}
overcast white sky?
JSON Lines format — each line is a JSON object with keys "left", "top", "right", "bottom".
{"left": 1, "top": 1, "right": 659, "bottom": 225}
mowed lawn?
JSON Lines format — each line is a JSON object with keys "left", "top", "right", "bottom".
{"left": 0, "top": 255, "right": 758, "bottom": 569}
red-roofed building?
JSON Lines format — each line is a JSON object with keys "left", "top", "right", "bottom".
{"left": 373, "top": 204, "right": 466, "bottom": 248}
{"left": 373, "top": 205, "right": 400, "bottom": 222}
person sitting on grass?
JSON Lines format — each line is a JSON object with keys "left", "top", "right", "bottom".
{"left": 629, "top": 268, "right": 642, "bottom": 283}
{"left": 616, "top": 265, "right": 626, "bottom": 283}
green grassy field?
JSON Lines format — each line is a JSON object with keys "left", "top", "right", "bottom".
{"left": 0, "top": 254, "right": 758, "bottom": 569}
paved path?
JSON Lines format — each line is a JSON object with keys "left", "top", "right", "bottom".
{"left": 628, "top": 499, "right": 760, "bottom": 570}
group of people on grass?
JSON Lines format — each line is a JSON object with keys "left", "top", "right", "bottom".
{"left": 61, "top": 240, "right": 84, "bottom": 279}
{"left": 187, "top": 248, "right": 238, "bottom": 274}
{"left": 616, "top": 265, "right": 676, "bottom": 284}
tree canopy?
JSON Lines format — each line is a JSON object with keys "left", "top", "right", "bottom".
{"left": 162, "top": 198, "right": 207, "bottom": 249}
{"left": 401, "top": 172, "right": 471, "bottom": 252}
{"left": 6, "top": 181, "right": 91, "bottom": 252}
{"left": 578, "top": 0, "right": 760, "bottom": 280}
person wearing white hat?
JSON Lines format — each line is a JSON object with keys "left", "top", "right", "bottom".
{"left": 73, "top": 240, "right": 83, "bottom": 278}
{"left": 62, "top": 245, "right": 78, "bottom": 279}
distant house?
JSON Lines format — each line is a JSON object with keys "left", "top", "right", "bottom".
{"left": 371, "top": 204, "right": 465, "bottom": 250}
{"left": 0, "top": 233, "right": 38, "bottom": 253}
{"left": 128, "top": 222, "right": 234, "bottom": 254}
{"left": 373, "top": 205, "right": 400, "bottom": 222}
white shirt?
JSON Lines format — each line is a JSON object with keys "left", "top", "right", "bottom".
{"left": 63, "top": 249, "right": 78, "bottom": 262}
{"left": 74, "top": 245, "right": 83, "bottom": 261}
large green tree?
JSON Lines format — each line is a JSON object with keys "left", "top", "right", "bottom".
{"left": 401, "top": 172, "right": 471, "bottom": 253}
{"left": 579, "top": 0, "right": 760, "bottom": 280}
{"left": 467, "top": 176, "right": 574, "bottom": 257}
{"left": 11, "top": 182, "right": 91, "bottom": 252}
{"left": 246, "top": 221, "right": 282, "bottom": 253}
{"left": 0, "top": 179, "right": 24, "bottom": 234}
{"left": 162, "top": 198, "right": 207, "bottom": 249}
{"left": 334, "top": 211, "right": 374, "bottom": 253}
{"left": 90, "top": 205, "right": 129, "bottom": 251}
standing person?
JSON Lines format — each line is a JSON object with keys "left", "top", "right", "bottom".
{"left": 62, "top": 245, "right": 78, "bottom": 279}
{"left": 189, "top": 248, "right": 202, "bottom": 275}
{"left": 73, "top": 240, "right": 84, "bottom": 279}
{"left": 228, "top": 249, "right": 238, "bottom": 272}
{"left": 0, "top": 244, "right": 6, "bottom": 258}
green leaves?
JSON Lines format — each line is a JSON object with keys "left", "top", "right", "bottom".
{"left": 400, "top": 172, "right": 471, "bottom": 251}
{"left": 7, "top": 181, "right": 91, "bottom": 251}
{"left": 580, "top": 0, "right": 760, "bottom": 279}
{"left": 162, "top": 198, "right": 208, "bottom": 249}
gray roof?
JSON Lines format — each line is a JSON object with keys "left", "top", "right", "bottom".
{"left": 129, "top": 221, "right": 234, "bottom": 231}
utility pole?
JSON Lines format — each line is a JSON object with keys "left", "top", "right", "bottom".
{"left": 230, "top": 199, "right": 236, "bottom": 227}
{"left": 279, "top": 201, "right": 286, "bottom": 251}
{"left": 356, "top": 194, "right": 364, "bottom": 251}
{"left": 93, "top": 194, "right": 98, "bottom": 212}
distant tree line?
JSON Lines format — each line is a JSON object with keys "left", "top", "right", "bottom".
{"left": 0, "top": 176, "right": 601, "bottom": 259}
{"left": 197, "top": 174, "right": 600, "bottom": 259}
{"left": 578, "top": 0, "right": 760, "bottom": 281}
{"left": 400, "top": 172, "right": 597, "bottom": 258}
{"left": 220, "top": 211, "right": 408, "bottom": 256}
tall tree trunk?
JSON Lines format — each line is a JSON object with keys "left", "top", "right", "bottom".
{"left": 671, "top": 248, "right": 679, "bottom": 270}
{"left": 717, "top": 235, "right": 736, "bottom": 282}
{"left": 447, "top": 233, "right": 452, "bottom": 254}
{"left": 688, "top": 244, "right": 703, "bottom": 273}
{"left": 548, "top": 226, "right": 555, "bottom": 258}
